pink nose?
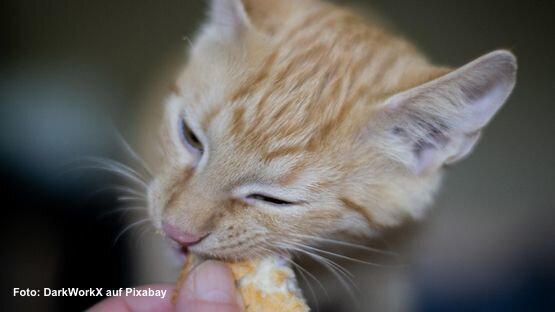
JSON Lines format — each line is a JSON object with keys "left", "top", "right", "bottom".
{"left": 162, "top": 222, "right": 203, "bottom": 246}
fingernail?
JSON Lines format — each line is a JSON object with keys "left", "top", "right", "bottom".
{"left": 188, "top": 260, "right": 236, "bottom": 303}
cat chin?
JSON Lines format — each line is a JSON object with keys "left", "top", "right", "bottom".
{"left": 164, "top": 238, "right": 226, "bottom": 262}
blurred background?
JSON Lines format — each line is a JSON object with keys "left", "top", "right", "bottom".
{"left": 1, "top": 0, "right": 553, "bottom": 311}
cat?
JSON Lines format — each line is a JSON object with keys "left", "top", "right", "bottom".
{"left": 146, "top": 0, "right": 516, "bottom": 262}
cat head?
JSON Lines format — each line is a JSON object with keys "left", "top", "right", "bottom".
{"left": 147, "top": 0, "right": 516, "bottom": 260}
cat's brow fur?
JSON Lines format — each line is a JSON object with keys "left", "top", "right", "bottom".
{"left": 146, "top": 0, "right": 516, "bottom": 260}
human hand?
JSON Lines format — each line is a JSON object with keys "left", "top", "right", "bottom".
{"left": 88, "top": 260, "right": 244, "bottom": 312}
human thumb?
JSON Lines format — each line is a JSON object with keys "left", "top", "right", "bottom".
{"left": 176, "top": 260, "right": 244, "bottom": 312}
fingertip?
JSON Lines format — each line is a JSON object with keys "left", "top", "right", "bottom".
{"left": 87, "top": 284, "right": 175, "bottom": 312}
{"left": 176, "top": 260, "right": 243, "bottom": 312}
{"left": 124, "top": 284, "right": 175, "bottom": 312}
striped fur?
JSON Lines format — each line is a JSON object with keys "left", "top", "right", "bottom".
{"left": 145, "top": 0, "right": 516, "bottom": 260}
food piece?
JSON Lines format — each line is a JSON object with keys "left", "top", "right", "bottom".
{"left": 230, "top": 256, "right": 309, "bottom": 312}
{"left": 171, "top": 253, "right": 203, "bottom": 303}
{"left": 173, "top": 254, "right": 309, "bottom": 312}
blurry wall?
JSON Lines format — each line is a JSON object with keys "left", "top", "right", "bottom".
{"left": 1, "top": 0, "right": 553, "bottom": 311}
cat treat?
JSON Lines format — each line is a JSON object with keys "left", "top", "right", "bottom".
{"left": 173, "top": 254, "right": 309, "bottom": 312}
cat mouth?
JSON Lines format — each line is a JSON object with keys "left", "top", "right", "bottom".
{"left": 179, "top": 245, "right": 189, "bottom": 255}
{"left": 166, "top": 235, "right": 210, "bottom": 261}
{"left": 166, "top": 238, "right": 227, "bottom": 261}
{"left": 166, "top": 239, "right": 191, "bottom": 264}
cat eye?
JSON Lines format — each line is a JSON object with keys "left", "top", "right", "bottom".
{"left": 179, "top": 119, "right": 203, "bottom": 154}
{"left": 247, "top": 193, "right": 295, "bottom": 206}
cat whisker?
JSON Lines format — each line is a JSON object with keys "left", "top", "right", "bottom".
{"left": 75, "top": 156, "right": 146, "bottom": 179}
{"left": 112, "top": 186, "right": 146, "bottom": 198}
{"left": 113, "top": 218, "right": 150, "bottom": 246}
{"left": 76, "top": 156, "right": 149, "bottom": 187}
{"left": 113, "top": 129, "right": 153, "bottom": 177}
{"left": 265, "top": 245, "right": 328, "bottom": 297}
{"left": 287, "top": 258, "right": 320, "bottom": 311}
{"left": 259, "top": 245, "right": 324, "bottom": 311}
{"left": 288, "top": 241, "right": 395, "bottom": 268}
{"left": 292, "top": 233, "right": 399, "bottom": 257}
{"left": 58, "top": 164, "right": 139, "bottom": 189}
{"left": 183, "top": 36, "right": 193, "bottom": 48}
{"left": 279, "top": 240, "right": 360, "bottom": 304}
{"left": 282, "top": 251, "right": 328, "bottom": 308}
{"left": 304, "top": 250, "right": 361, "bottom": 308}
{"left": 277, "top": 241, "right": 355, "bottom": 278}
{"left": 135, "top": 225, "right": 156, "bottom": 251}
{"left": 62, "top": 161, "right": 147, "bottom": 190}
{"left": 277, "top": 242, "right": 354, "bottom": 282}
{"left": 98, "top": 206, "right": 146, "bottom": 220}
{"left": 87, "top": 185, "right": 145, "bottom": 201}
{"left": 277, "top": 242, "right": 359, "bottom": 305}
{"left": 117, "top": 195, "right": 147, "bottom": 203}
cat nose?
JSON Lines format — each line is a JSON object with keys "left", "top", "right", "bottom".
{"left": 162, "top": 221, "right": 203, "bottom": 246}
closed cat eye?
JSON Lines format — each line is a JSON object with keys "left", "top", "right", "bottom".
{"left": 179, "top": 119, "right": 203, "bottom": 154}
{"left": 246, "top": 193, "right": 295, "bottom": 206}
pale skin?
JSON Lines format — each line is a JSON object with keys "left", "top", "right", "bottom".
{"left": 88, "top": 261, "right": 244, "bottom": 312}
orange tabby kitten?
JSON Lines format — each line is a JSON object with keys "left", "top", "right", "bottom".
{"left": 147, "top": 0, "right": 516, "bottom": 261}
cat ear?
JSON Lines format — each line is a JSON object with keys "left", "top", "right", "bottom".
{"left": 207, "top": 0, "right": 252, "bottom": 37}
{"left": 208, "top": 0, "right": 295, "bottom": 36}
{"left": 379, "top": 50, "right": 517, "bottom": 175}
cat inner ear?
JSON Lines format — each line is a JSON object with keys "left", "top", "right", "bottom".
{"left": 378, "top": 50, "right": 517, "bottom": 175}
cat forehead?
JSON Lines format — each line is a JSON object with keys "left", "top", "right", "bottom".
{"left": 186, "top": 71, "right": 362, "bottom": 166}
{"left": 174, "top": 2, "right": 430, "bottom": 162}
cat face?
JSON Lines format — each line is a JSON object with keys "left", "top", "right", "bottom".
{"left": 147, "top": 0, "right": 516, "bottom": 260}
